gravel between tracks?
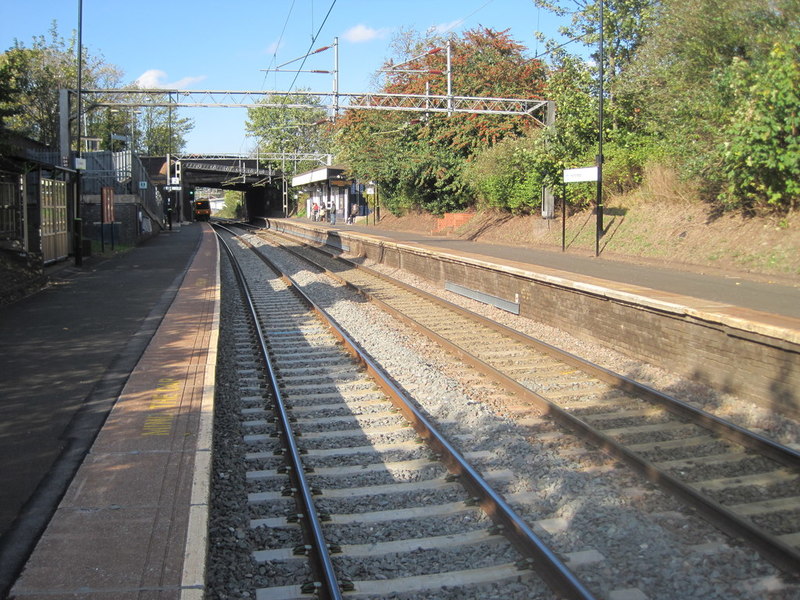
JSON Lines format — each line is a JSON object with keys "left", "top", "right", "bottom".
{"left": 205, "top": 232, "right": 800, "bottom": 600}
{"left": 356, "top": 255, "right": 800, "bottom": 451}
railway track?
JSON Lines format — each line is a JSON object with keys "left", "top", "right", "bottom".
{"left": 214, "top": 225, "right": 598, "bottom": 599}
{"left": 244, "top": 224, "right": 800, "bottom": 577}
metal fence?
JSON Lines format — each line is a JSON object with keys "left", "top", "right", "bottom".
{"left": 0, "top": 171, "right": 23, "bottom": 246}
{"left": 24, "top": 148, "right": 164, "bottom": 221}
{"left": 80, "top": 151, "right": 162, "bottom": 219}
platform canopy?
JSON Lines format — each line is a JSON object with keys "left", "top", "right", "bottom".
{"left": 291, "top": 166, "right": 347, "bottom": 187}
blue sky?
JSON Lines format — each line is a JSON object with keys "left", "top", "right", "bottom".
{"left": 1, "top": 0, "right": 575, "bottom": 154}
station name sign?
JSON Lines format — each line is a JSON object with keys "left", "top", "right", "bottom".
{"left": 563, "top": 166, "right": 598, "bottom": 183}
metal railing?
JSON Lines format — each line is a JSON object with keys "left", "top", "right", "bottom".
{"left": 0, "top": 176, "right": 22, "bottom": 243}
{"left": 79, "top": 150, "right": 162, "bottom": 220}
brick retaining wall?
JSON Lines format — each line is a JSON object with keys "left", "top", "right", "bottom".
{"left": 432, "top": 212, "right": 475, "bottom": 234}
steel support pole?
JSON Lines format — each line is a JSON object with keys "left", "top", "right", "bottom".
{"left": 446, "top": 41, "right": 453, "bottom": 115}
{"left": 595, "top": 0, "right": 604, "bottom": 257}
{"left": 332, "top": 37, "right": 339, "bottom": 121}
{"left": 74, "top": 0, "right": 83, "bottom": 266}
{"left": 543, "top": 101, "right": 557, "bottom": 219}
{"left": 562, "top": 181, "right": 567, "bottom": 252}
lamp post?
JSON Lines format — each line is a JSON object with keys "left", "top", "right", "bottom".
{"left": 131, "top": 109, "right": 140, "bottom": 153}
{"left": 74, "top": 0, "right": 84, "bottom": 266}
{"left": 595, "top": 0, "right": 604, "bottom": 257}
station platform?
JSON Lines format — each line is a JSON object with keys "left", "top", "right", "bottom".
{"left": 1, "top": 222, "right": 219, "bottom": 599}
{"left": 321, "top": 219, "right": 800, "bottom": 321}
{"left": 270, "top": 217, "right": 800, "bottom": 417}
{"left": 1, "top": 215, "right": 796, "bottom": 598}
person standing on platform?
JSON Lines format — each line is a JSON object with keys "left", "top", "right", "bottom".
{"left": 312, "top": 202, "right": 319, "bottom": 221}
{"left": 329, "top": 202, "right": 336, "bottom": 225}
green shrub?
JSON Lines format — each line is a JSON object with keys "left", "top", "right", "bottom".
{"left": 719, "top": 35, "right": 800, "bottom": 211}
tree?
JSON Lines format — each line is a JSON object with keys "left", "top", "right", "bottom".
{"left": 531, "top": 0, "right": 800, "bottom": 210}
{"left": 215, "top": 190, "right": 244, "bottom": 219}
{"left": 719, "top": 32, "right": 800, "bottom": 210}
{"left": 621, "top": 0, "right": 800, "bottom": 207}
{"left": 245, "top": 92, "right": 330, "bottom": 175}
{"left": 463, "top": 53, "right": 598, "bottom": 213}
{"left": 1, "top": 23, "right": 194, "bottom": 156}
{"left": 334, "top": 27, "right": 547, "bottom": 214}
{"left": 534, "top": 0, "right": 657, "bottom": 131}
{"left": 0, "top": 22, "right": 123, "bottom": 149}
{"left": 137, "top": 103, "right": 194, "bottom": 155}
{"left": 0, "top": 56, "right": 21, "bottom": 154}
{"left": 334, "top": 109, "right": 421, "bottom": 213}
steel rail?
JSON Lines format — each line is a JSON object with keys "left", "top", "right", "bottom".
{"left": 259, "top": 226, "right": 800, "bottom": 575}
{"left": 214, "top": 226, "right": 343, "bottom": 600}
{"left": 226, "top": 225, "right": 598, "bottom": 600}
{"left": 266, "top": 225, "right": 800, "bottom": 468}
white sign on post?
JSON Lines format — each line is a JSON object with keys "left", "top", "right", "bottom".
{"left": 563, "top": 166, "right": 598, "bottom": 183}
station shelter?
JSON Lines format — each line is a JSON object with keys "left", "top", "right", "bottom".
{"left": 0, "top": 134, "right": 74, "bottom": 265}
{"left": 291, "top": 165, "right": 366, "bottom": 222}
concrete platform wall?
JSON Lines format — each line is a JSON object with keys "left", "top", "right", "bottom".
{"left": 273, "top": 220, "right": 800, "bottom": 418}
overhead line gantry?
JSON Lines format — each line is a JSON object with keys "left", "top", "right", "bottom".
{"left": 77, "top": 88, "right": 553, "bottom": 124}
{"left": 59, "top": 37, "right": 555, "bottom": 214}
{"left": 63, "top": 36, "right": 555, "bottom": 164}
{"left": 76, "top": 37, "right": 554, "bottom": 127}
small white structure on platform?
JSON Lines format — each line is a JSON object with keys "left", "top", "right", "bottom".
{"left": 292, "top": 166, "right": 362, "bottom": 223}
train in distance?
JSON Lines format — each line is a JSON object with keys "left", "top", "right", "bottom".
{"left": 193, "top": 199, "right": 211, "bottom": 221}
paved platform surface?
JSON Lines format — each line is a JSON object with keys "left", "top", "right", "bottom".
{"left": 0, "top": 223, "right": 218, "bottom": 599}
{"left": 307, "top": 219, "right": 800, "bottom": 321}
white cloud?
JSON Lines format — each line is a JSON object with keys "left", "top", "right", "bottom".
{"left": 343, "top": 24, "right": 388, "bottom": 43}
{"left": 135, "top": 69, "right": 206, "bottom": 89}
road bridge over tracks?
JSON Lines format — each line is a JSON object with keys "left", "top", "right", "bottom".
{"left": 141, "top": 153, "right": 330, "bottom": 220}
